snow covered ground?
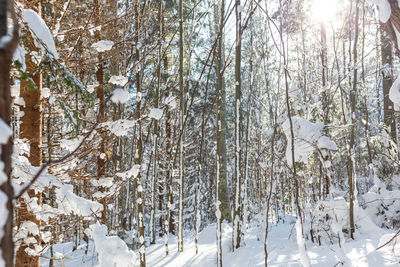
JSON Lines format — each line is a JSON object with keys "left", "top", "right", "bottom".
{"left": 41, "top": 217, "right": 400, "bottom": 267}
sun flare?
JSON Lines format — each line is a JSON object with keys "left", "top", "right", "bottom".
{"left": 312, "top": 0, "right": 338, "bottom": 22}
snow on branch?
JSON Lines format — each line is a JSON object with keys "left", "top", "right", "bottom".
{"left": 91, "top": 40, "right": 114, "bottom": 53}
{"left": 100, "top": 119, "right": 136, "bottom": 137}
{"left": 108, "top": 75, "right": 129, "bottom": 87}
{"left": 389, "top": 74, "right": 400, "bottom": 106}
{"left": 21, "top": 9, "right": 59, "bottom": 59}
{"left": 0, "top": 119, "right": 12, "bottom": 263}
{"left": 111, "top": 88, "right": 131, "bottom": 104}
{"left": 0, "top": 119, "right": 12, "bottom": 146}
{"left": 149, "top": 108, "right": 163, "bottom": 120}
{"left": 12, "top": 148, "right": 102, "bottom": 218}
{"left": 368, "top": 0, "right": 391, "bottom": 23}
{"left": 282, "top": 116, "right": 337, "bottom": 167}
{"left": 116, "top": 165, "right": 141, "bottom": 180}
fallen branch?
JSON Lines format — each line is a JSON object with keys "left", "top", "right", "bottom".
{"left": 376, "top": 229, "right": 400, "bottom": 251}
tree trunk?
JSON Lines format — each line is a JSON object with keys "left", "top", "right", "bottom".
{"left": 380, "top": 23, "right": 397, "bottom": 142}
{"left": 212, "top": 0, "right": 230, "bottom": 224}
{"left": 264, "top": 127, "right": 276, "bottom": 267}
{"left": 320, "top": 21, "right": 330, "bottom": 197}
{"left": 150, "top": 0, "right": 163, "bottom": 245}
{"left": 348, "top": 0, "right": 360, "bottom": 240}
{"left": 16, "top": 2, "right": 42, "bottom": 266}
{"left": 135, "top": 1, "right": 145, "bottom": 266}
{"left": 233, "top": 0, "right": 242, "bottom": 251}
{"left": 94, "top": 0, "right": 107, "bottom": 225}
{"left": 0, "top": 1, "right": 17, "bottom": 266}
{"left": 216, "top": 0, "right": 225, "bottom": 263}
{"left": 178, "top": 0, "right": 184, "bottom": 253}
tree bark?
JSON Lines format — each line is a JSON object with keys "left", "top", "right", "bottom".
{"left": 216, "top": 0, "right": 225, "bottom": 263}
{"left": 16, "top": 2, "right": 42, "bottom": 266}
{"left": 348, "top": 0, "right": 360, "bottom": 240}
{"left": 233, "top": 0, "right": 242, "bottom": 251}
{"left": 178, "top": 0, "right": 184, "bottom": 253}
{"left": 93, "top": 0, "right": 107, "bottom": 225}
{"left": 0, "top": 2, "right": 17, "bottom": 266}
{"left": 134, "top": 2, "right": 145, "bottom": 266}
{"left": 380, "top": 23, "right": 397, "bottom": 142}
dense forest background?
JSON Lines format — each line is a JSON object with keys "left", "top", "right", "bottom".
{"left": 1, "top": 0, "right": 400, "bottom": 266}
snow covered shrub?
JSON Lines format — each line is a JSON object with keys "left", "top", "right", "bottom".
{"left": 361, "top": 174, "right": 400, "bottom": 229}
{"left": 308, "top": 196, "right": 351, "bottom": 245}
{"left": 85, "top": 223, "right": 137, "bottom": 267}
{"left": 370, "top": 130, "right": 399, "bottom": 186}
{"left": 281, "top": 116, "right": 337, "bottom": 167}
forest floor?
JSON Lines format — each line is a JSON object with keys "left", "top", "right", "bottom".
{"left": 41, "top": 216, "right": 400, "bottom": 267}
